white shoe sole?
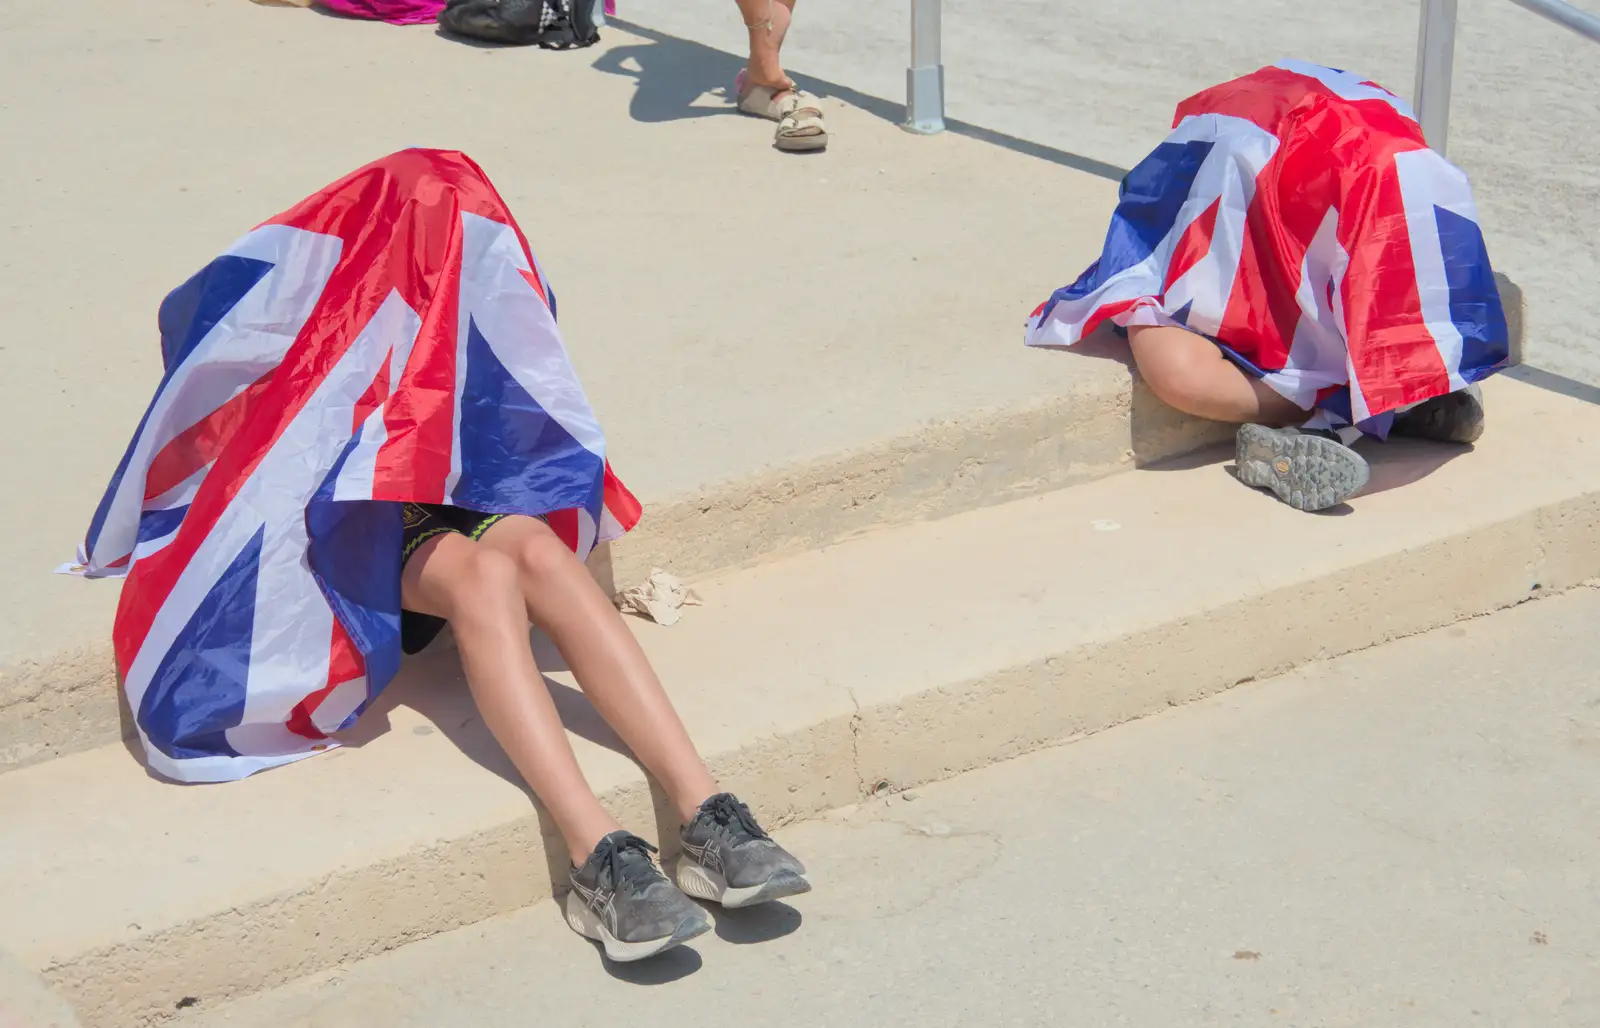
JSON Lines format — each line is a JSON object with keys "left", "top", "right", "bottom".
{"left": 563, "top": 892, "right": 710, "bottom": 962}
{"left": 676, "top": 861, "right": 813, "bottom": 909}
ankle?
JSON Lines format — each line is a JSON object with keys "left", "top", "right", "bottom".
{"left": 566, "top": 836, "right": 603, "bottom": 868}
{"left": 674, "top": 789, "right": 719, "bottom": 827}
{"left": 563, "top": 818, "right": 624, "bottom": 867}
{"left": 741, "top": 62, "right": 791, "bottom": 92}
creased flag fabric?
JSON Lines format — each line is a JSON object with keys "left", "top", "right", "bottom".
{"left": 75, "top": 149, "right": 641, "bottom": 783}
{"left": 1026, "top": 61, "right": 1509, "bottom": 434}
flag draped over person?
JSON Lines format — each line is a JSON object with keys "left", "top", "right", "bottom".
{"left": 1026, "top": 61, "right": 1509, "bottom": 436}
{"left": 74, "top": 149, "right": 641, "bottom": 783}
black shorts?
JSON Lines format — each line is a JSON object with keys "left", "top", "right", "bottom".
{"left": 399, "top": 503, "right": 512, "bottom": 654}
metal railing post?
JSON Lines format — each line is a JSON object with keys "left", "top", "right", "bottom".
{"left": 904, "top": 0, "right": 946, "bottom": 134}
{"left": 1413, "top": 0, "right": 1459, "bottom": 154}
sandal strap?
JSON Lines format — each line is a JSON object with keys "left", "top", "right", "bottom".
{"left": 777, "top": 90, "right": 823, "bottom": 119}
{"left": 778, "top": 108, "right": 825, "bottom": 137}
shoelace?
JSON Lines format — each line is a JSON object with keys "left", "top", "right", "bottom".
{"left": 703, "top": 793, "right": 770, "bottom": 844}
{"left": 594, "top": 833, "right": 663, "bottom": 896}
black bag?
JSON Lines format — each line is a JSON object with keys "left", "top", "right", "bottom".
{"left": 437, "top": 0, "right": 600, "bottom": 49}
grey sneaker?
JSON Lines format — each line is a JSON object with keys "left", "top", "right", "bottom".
{"left": 1236, "top": 423, "right": 1370, "bottom": 512}
{"left": 565, "top": 831, "right": 710, "bottom": 962}
{"left": 677, "top": 793, "right": 811, "bottom": 909}
{"left": 1390, "top": 385, "right": 1485, "bottom": 444}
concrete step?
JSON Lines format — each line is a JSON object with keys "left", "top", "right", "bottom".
{"left": 2, "top": 374, "right": 1593, "bottom": 1028}
{"left": 0, "top": 950, "right": 80, "bottom": 1028}
{"left": 171, "top": 586, "right": 1600, "bottom": 1028}
{"left": 0, "top": 5, "right": 1533, "bottom": 773}
{"left": 2, "top": 9, "right": 1236, "bottom": 773}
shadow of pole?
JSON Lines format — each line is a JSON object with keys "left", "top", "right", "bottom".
{"left": 1505, "top": 364, "right": 1600, "bottom": 407}
{"left": 595, "top": 19, "right": 1129, "bottom": 182}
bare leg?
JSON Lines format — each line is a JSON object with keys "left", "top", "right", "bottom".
{"left": 1127, "top": 324, "right": 1306, "bottom": 426}
{"left": 479, "top": 517, "right": 720, "bottom": 826}
{"left": 402, "top": 532, "right": 622, "bottom": 866}
{"left": 735, "top": 0, "right": 796, "bottom": 91}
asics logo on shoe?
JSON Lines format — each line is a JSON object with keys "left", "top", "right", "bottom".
{"left": 571, "top": 878, "right": 622, "bottom": 930}
{"left": 681, "top": 837, "right": 723, "bottom": 873}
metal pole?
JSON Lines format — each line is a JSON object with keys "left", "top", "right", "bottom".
{"left": 1413, "top": 0, "right": 1458, "bottom": 154}
{"left": 1506, "top": 0, "right": 1600, "bottom": 43}
{"left": 904, "top": 0, "right": 946, "bottom": 134}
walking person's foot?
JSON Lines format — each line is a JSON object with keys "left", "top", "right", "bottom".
{"left": 677, "top": 793, "right": 811, "bottom": 908}
{"left": 1390, "top": 384, "right": 1486, "bottom": 443}
{"left": 1235, "top": 423, "right": 1370, "bottom": 512}
{"left": 566, "top": 831, "right": 710, "bottom": 962}
{"left": 734, "top": 69, "right": 828, "bottom": 152}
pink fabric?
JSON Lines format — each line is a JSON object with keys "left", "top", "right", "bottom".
{"left": 318, "top": 0, "right": 608, "bottom": 26}
{"left": 317, "top": 0, "right": 445, "bottom": 26}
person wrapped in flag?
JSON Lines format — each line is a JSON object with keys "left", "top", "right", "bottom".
{"left": 1026, "top": 61, "right": 1510, "bottom": 511}
{"left": 73, "top": 149, "right": 809, "bottom": 962}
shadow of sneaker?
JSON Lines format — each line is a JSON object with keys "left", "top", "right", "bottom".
{"left": 703, "top": 900, "right": 803, "bottom": 945}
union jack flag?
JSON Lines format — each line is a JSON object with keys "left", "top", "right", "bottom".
{"left": 72, "top": 150, "right": 641, "bottom": 783}
{"left": 1026, "top": 61, "right": 1509, "bottom": 433}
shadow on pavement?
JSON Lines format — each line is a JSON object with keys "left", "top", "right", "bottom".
{"left": 344, "top": 623, "right": 635, "bottom": 760}
{"left": 338, "top": 629, "right": 653, "bottom": 898}
{"left": 595, "top": 940, "right": 704, "bottom": 983}
{"left": 1506, "top": 364, "right": 1600, "bottom": 407}
{"left": 595, "top": 20, "right": 1129, "bottom": 182}
{"left": 702, "top": 899, "right": 803, "bottom": 945}
{"left": 591, "top": 26, "right": 744, "bottom": 122}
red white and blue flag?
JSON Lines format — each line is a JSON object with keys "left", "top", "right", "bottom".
{"left": 71, "top": 149, "right": 641, "bottom": 783}
{"left": 1026, "top": 61, "right": 1509, "bottom": 434}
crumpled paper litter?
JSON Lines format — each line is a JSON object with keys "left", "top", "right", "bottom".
{"left": 615, "top": 568, "right": 701, "bottom": 626}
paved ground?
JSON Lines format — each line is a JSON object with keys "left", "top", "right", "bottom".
{"left": 0, "top": 2, "right": 1130, "bottom": 667}
{"left": 628, "top": 0, "right": 1600, "bottom": 385}
{"left": 179, "top": 586, "right": 1600, "bottom": 1028}
{"left": 4, "top": 1, "right": 1592, "bottom": 668}
{"left": 0, "top": 949, "right": 79, "bottom": 1028}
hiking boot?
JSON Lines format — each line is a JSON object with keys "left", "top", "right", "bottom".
{"left": 1390, "top": 385, "right": 1485, "bottom": 444}
{"left": 677, "top": 793, "right": 811, "bottom": 909}
{"left": 1236, "top": 423, "right": 1370, "bottom": 512}
{"left": 566, "top": 831, "right": 710, "bottom": 962}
